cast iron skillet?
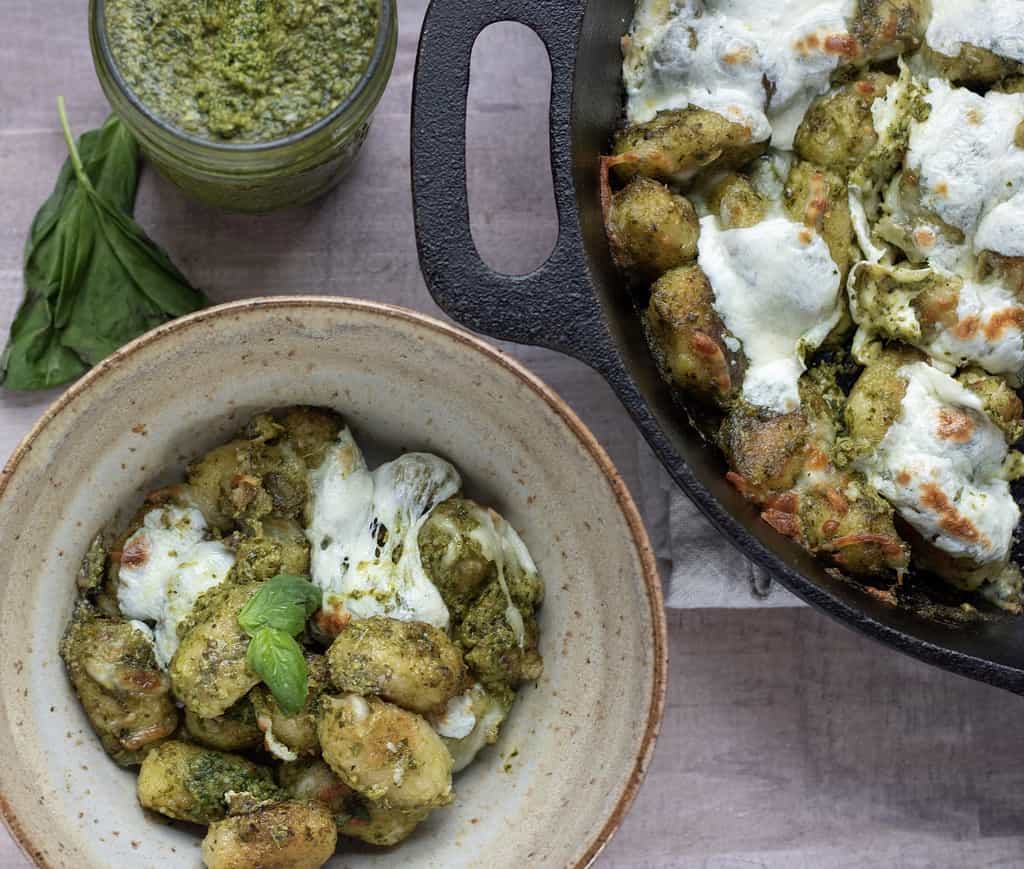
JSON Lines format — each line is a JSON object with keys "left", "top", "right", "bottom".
{"left": 410, "top": 0, "right": 1024, "bottom": 693}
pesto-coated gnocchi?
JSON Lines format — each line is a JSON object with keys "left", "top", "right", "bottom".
{"left": 326, "top": 616, "right": 465, "bottom": 714}
{"left": 607, "top": 0, "right": 1024, "bottom": 611}
{"left": 61, "top": 604, "right": 178, "bottom": 766}
{"left": 318, "top": 694, "right": 454, "bottom": 810}
{"left": 605, "top": 177, "right": 700, "bottom": 284}
{"left": 63, "top": 406, "right": 544, "bottom": 865}
{"left": 137, "top": 740, "right": 280, "bottom": 824}
{"left": 201, "top": 801, "right": 338, "bottom": 869}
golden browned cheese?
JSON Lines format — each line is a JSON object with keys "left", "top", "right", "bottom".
{"left": 137, "top": 740, "right": 279, "bottom": 825}
{"left": 642, "top": 264, "right": 742, "bottom": 405}
{"left": 920, "top": 43, "right": 1024, "bottom": 85}
{"left": 850, "top": 0, "right": 926, "bottom": 62}
{"left": 795, "top": 73, "right": 896, "bottom": 175}
{"left": 979, "top": 252, "right": 1024, "bottom": 296}
{"left": 60, "top": 606, "right": 178, "bottom": 766}
{"left": 327, "top": 616, "right": 465, "bottom": 715}
{"left": 612, "top": 107, "right": 766, "bottom": 185}
{"left": 170, "top": 581, "right": 263, "bottom": 719}
{"left": 318, "top": 695, "right": 453, "bottom": 810}
{"left": 201, "top": 802, "right": 338, "bottom": 869}
{"left": 251, "top": 654, "right": 330, "bottom": 758}
{"left": 606, "top": 177, "right": 700, "bottom": 284}
{"left": 705, "top": 173, "right": 767, "bottom": 229}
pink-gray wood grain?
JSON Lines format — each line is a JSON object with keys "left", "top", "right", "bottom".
{"left": 2, "top": 2, "right": 1023, "bottom": 866}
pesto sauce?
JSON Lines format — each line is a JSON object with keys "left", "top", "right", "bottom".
{"left": 104, "top": 0, "right": 379, "bottom": 143}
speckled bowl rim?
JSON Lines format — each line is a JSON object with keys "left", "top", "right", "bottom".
{"left": 0, "top": 296, "right": 668, "bottom": 869}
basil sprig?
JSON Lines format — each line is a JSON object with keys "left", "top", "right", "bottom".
{"left": 240, "top": 574, "right": 322, "bottom": 715}
{"left": 0, "top": 98, "right": 206, "bottom": 390}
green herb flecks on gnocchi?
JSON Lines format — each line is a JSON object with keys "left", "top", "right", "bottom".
{"left": 61, "top": 407, "right": 544, "bottom": 867}
{"left": 608, "top": 0, "right": 1024, "bottom": 612}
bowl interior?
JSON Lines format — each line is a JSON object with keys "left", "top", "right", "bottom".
{"left": 569, "top": 0, "right": 1024, "bottom": 688}
{"left": 0, "top": 299, "right": 664, "bottom": 868}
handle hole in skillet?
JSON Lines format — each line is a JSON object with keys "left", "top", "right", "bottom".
{"left": 466, "top": 22, "right": 557, "bottom": 277}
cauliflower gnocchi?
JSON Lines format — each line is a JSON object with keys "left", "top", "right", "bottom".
{"left": 61, "top": 407, "right": 544, "bottom": 866}
{"left": 608, "top": 1, "right": 1024, "bottom": 611}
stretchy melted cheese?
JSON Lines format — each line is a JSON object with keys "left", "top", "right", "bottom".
{"left": 306, "top": 428, "right": 457, "bottom": 629}
{"left": 624, "top": 0, "right": 856, "bottom": 149}
{"left": 860, "top": 362, "right": 1019, "bottom": 565}
{"left": 698, "top": 215, "right": 842, "bottom": 413}
{"left": 925, "top": 0, "right": 1024, "bottom": 64}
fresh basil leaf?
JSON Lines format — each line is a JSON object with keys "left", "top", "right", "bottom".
{"left": 246, "top": 627, "right": 309, "bottom": 715}
{"left": 78, "top": 115, "right": 141, "bottom": 212}
{"left": 1, "top": 99, "right": 205, "bottom": 390}
{"left": 238, "top": 574, "right": 322, "bottom": 637}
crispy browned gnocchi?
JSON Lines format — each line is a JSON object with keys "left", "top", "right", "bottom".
{"left": 851, "top": 0, "right": 926, "bottom": 62}
{"left": 251, "top": 653, "right": 329, "bottom": 759}
{"left": 185, "top": 698, "right": 263, "bottom": 752}
{"left": 705, "top": 173, "right": 767, "bottom": 229}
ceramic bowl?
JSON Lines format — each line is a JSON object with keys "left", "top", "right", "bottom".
{"left": 0, "top": 298, "right": 666, "bottom": 868}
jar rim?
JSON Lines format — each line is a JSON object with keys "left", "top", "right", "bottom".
{"left": 91, "top": 0, "right": 396, "bottom": 154}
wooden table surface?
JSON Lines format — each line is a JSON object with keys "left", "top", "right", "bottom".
{"left": 3, "top": 2, "right": 1024, "bottom": 866}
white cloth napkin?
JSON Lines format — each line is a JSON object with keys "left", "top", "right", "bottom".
{"left": 667, "top": 489, "right": 803, "bottom": 608}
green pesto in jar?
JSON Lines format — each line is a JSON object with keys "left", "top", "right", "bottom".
{"left": 104, "top": 0, "right": 379, "bottom": 143}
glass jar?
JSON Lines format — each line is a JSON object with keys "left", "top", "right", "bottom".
{"left": 88, "top": 0, "right": 397, "bottom": 213}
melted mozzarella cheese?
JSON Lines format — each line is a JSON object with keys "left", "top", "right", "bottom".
{"left": 860, "top": 362, "right": 1019, "bottom": 565}
{"left": 437, "top": 684, "right": 509, "bottom": 773}
{"left": 928, "top": 281, "right": 1024, "bottom": 382}
{"left": 926, "top": 0, "right": 1024, "bottom": 64}
{"left": 849, "top": 191, "right": 887, "bottom": 263}
{"left": 624, "top": 0, "right": 856, "bottom": 149}
{"left": 906, "top": 80, "right": 1024, "bottom": 249}
{"left": 976, "top": 191, "right": 1024, "bottom": 257}
{"left": 697, "top": 215, "right": 842, "bottom": 413}
{"left": 117, "top": 506, "right": 235, "bottom": 667}
{"left": 306, "top": 429, "right": 458, "bottom": 629}
{"left": 432, "top": 691, "right": 478, "bottom": 740}
{"left": 850, "top": 264, "right": 1024, "bottom": 383}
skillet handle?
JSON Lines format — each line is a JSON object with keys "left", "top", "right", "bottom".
{"left": 412, "top": 0, "right": 616, "bottom": 372}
